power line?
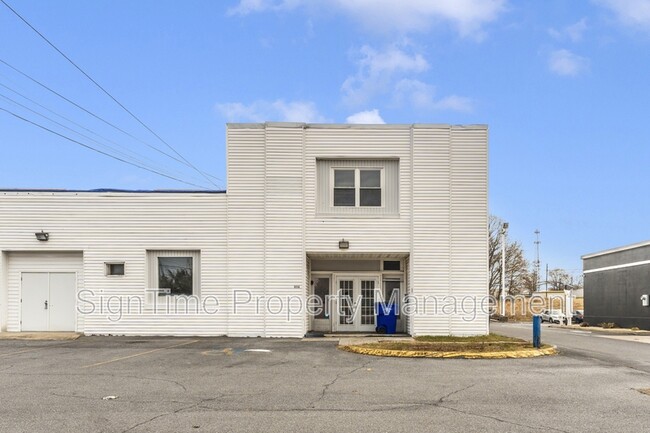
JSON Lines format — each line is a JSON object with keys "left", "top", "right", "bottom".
{"left": 0, "top": 106, "right": 209, "bottom": 189}
{"left": 0, "top": 91, "right": 211, "bottom": 187}
{"left": 0, "top": 82, "right": 210, "bottom": 185}
{"left": 1, "top": 0, "right": 220, "bottom": 189}
{"left": 0, "top": 58, "right": 194, "bottom": 172}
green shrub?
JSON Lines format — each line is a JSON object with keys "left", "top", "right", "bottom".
{"left": 598, "top": 322, "right": 618, "bottom": 329}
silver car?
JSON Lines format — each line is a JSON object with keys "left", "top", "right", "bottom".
{"left": 540, "top": 309, "right": 567, "bottom": 324}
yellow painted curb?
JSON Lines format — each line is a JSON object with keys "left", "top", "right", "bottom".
{"left": 339, "top": 344, "right": 558, "bottom": 359}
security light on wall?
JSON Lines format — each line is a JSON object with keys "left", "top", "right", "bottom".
{"left": 338, "top": 239, "right": 350, "bottom": 249}
{"left": 35, "top": 231, "right": 49, "bottom": 241}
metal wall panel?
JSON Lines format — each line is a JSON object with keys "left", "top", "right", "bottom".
{"left": 304, "top": 127, "right": 411, "bottom": 254}
{"left": 0, "top": 192, "right": 226, "bottom": 335}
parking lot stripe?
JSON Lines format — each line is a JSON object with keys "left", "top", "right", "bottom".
{"left": 0, "top": 342, "right": 73, "bottom": 358}
{"left": 0, "top": 347, "right": 49, "bottom": 358}
{"left": 81, "top": 340, "right": 199, "bottom": 369}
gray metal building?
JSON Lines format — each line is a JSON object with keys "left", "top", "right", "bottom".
{"left": 582, "top": 241, "right": 650, "bottom": 330}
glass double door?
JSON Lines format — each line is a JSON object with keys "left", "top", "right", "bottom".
{"left": 334, "top": 275, "right": 379, "bottom": 332}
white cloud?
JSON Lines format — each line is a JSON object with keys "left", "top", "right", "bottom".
{"left": 342, "top": 44, "right": 429, "bottom": 106}
{"left": 548, "top": 49, "right": 589, "bottom": 76}
{"left": 596, "top": 0, "right": 650, "bottom": 29}
{"left": 227, "top": 0, "right": 301, "bottom": 16}
{"left": 216, "top": 99, "right": 327, "bottom": 123}
{"left": 394, "top": 79, "right": 474, "bottom": 112}
{"left": 549, "top": 18, "right": 588, "bottom": 42}
{"left": 434, "top": 95, "right": 475, "bottom": 112}
{"left": 346, "top": 109, "right": 385, "bottom": 124}
{"left": 228, "top": 0, "right": 507, "bottom": 38}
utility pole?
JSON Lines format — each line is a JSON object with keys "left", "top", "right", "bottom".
{"left": 534, "top": 229, "right": 541, "bottom": 292}
{"left": 500, "top": 222, "right": 509, "bottom": 315}
{"left": 545, "top": 264, "right": 549, "bottom": 291}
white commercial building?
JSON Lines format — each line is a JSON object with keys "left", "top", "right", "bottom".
{"left": 0, "top": 123, "right": 488, "bottom": 337}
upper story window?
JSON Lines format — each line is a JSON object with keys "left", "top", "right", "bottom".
{"left": 317, "top": 159, "right": 398, "bottom": 217}
{"left": 333, "top": 168, "right": 382, "bottom": 207}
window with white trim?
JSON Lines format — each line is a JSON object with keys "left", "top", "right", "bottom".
{"left": 332, "top": 168, "right": 382, "bottom": 207}
{"left": 147, "top": 250, "right": 200, "bottom": 297}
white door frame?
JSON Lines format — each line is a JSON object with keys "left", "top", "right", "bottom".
{"left": 309, "top": 273, "right": 332, "bottom": 333}
{"left": 332, "top": 273, "right": 380, "bottom": 332}
{"left": 20, "top": 271, "right": 78, "bottom": 332}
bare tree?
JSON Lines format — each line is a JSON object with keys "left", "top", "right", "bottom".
{"left": 488, "top": 215, "right": 503, "bottom": 298}
{"left": 489, "top": 215, "right": 535, "bottom": 298}
{"left": 547, "top": 268, "right": 581, "bottom": 291}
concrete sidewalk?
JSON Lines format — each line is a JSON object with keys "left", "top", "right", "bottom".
{"left": 0, "top": 332, "right": 81, "bottom": 341}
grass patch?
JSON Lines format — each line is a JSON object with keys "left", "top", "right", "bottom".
{"left": 357, "top": 341, "right": 534, "bottom": 352}
{"left": 414, "top": 333, "right": 525, "bottom": 343}
{"left": 354, "top": 334, "right": 535, "bottom": 353}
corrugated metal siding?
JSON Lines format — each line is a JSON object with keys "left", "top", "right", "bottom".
{"left": 1, "top": 252, "right": 7, "bottom": 330}
{"left": 1, "top": 123, "right": 487, "bottom": 337}
{"left": 305, "top": 128, "right": 411, "bottom": 253}
{"left": 316, "top": 159, "right": 399, "bottom": 216}
{"left": 0, "top": 192, "right": 226, "bottom": 336}
{"left": 449, "top": 127, "right": 489, "bottom": 336}
{"left": 263, "top": 125, "right": 306, "bottom": 337}
{"left": 6, "top": 252, "right": 83, "bottom": 332}
{"left": 226, "top": 127, "right": 266, "bottom": 336}
{"left": 411, "top": 127, "right": 452, "bottom": 335}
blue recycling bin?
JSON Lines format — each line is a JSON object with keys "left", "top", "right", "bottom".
{"left": 376, "top": 303, "right": 398, "bottom": 334}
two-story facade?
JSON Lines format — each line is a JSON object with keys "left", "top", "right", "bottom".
{"left": 0, "top": 123, "right": 488, "bottom": 337}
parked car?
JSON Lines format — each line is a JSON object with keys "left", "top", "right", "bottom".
{"left": 572, "top": 310, "right": 584, "bottom": 324}
{"left": 540, "top": 309, "right": 567, "bottom": 324}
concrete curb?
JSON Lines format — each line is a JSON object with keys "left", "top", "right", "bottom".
{"left": 339, "top": 344, "right": 558, "bottom": 359}
{"left": 0, "top": 332, "right": 81, "bottom": 341}
{"left": 549, "top": 325, "right": 650, "bottom": 336}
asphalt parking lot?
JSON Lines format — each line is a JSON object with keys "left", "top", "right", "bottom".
{"left": 1, "top": 331, "right": 649, "bottom": 433}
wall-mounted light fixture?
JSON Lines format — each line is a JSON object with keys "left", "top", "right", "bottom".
{"left": 338, "top": 239, "right": 349, "bottom": 249}
{"left": 35, "top": 231, "right": 49, "bottom": 241}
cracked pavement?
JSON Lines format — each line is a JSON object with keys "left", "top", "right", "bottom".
{"left": 0, "top": 332, "right": 649, "bottom": 432}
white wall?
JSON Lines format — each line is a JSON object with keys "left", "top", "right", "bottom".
{"left": 409, "top": 126, "right": 489, "bottom": 336}
{"left": 0, "top": 191, "right": 227, "bottom": 335}
{"left": 304, "top": 126, "right": 412, "bottom": 254}
{"left": 0, "top": 123, "right": 488, "bottom": 337}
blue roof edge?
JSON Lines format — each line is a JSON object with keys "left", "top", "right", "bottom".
{"left": 0, "top": 188, "right": 226, "bottom": 194}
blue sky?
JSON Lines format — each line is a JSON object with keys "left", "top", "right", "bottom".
{"left": 1, "top": 0, "right": 650, "bottom": 275}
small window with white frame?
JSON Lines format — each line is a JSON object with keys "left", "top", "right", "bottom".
{"left": 105, "top": 262, "right": 125, "bottom": 276}
{"left": 332, "top": 168, "right": 382, "bottom": 207}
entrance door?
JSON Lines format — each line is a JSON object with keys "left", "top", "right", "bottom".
{"left": 334, "top": 275, "right": 379, "bottom": 332}
{"left": 310, "top": 276, "right": 331, "bottom": 332}
{"left": 21, "top": 272, "right": 76, "bottom": 332}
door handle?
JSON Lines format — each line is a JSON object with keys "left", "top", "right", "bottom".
{"left": 44, "top": 300, "right": 48, "bottom": 310}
